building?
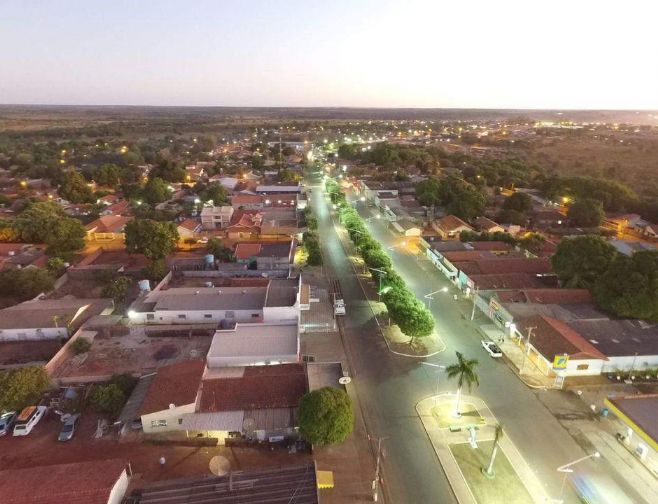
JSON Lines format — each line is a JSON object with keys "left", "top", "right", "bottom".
{"left": 231, "top": 194, "right": 264, "bottom": 210}
{"left": 0, "top": 459, "right": 129, "bottom": 504}
{"left": 473, "top": 216, "right": 504, "bottom": 234}
{"left": 128, "top": 278, "right": 299, "bottom": 325}
{"left": 0, "top": 298, "right": 114, "bottom": 341}
{"left": 131, "top": 464, "right": 319, "bottom": 504}
{"left": 201, "top": 206, "right": 234, "bottom": 230}
{"left": 431, "top": 215, "right": 474, "bottom": 239}
{"left": 85, "top": 215, "right": 133, "bottom": 242}
{"left": 604, "top": 394, "right": 658, "bottom": 475}
{"left": 234, "top": 240, "right": 296, "bottom": 271}
{"left": 177, "top": 219, "right": 201, "bottom": 241}
{"left": 207, "top": 322, "right": 299, "bottom": 368}
{"left": 140, "top": 359, "right": 206, "bottom": 434}
{"left": 255, "top": 184, "right": 302, "bottom": 195}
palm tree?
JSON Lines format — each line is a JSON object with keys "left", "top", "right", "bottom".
{"left": 483, "top": 424, "right": 504, "bottom": 478}
{"left": 445, "top": 351, "right": 480, "bottom": 418}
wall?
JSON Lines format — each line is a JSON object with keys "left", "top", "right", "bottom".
{"left": 0, "top": 326, "right": 68, "bottom": 342}
{"left": 207, "top": 351, "right": 299, "bottom": 368}
{"left": 142, "top": 403, "right": 196, "bottom": 434}
{"left": 45, "top": 329, "right": 96, "bottom": 378}
{"left": 603, "top": 354, "right": 658, "bottom": 373}
{"left": 263, "top": 305, "right": 299, "bottom": 323}
{"left": 108, "top": 469, "right": 130, "bottom": 504}
{"left": 132, "top": 308, "right": 263, "bottom": 325}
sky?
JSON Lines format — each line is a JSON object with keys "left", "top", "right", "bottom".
{"left": 1, "top": 0, "right": 657, "bottom": 109}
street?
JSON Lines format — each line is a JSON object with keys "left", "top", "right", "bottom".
{"left": 309, "top": 177, "right": 643, "bottom": 504}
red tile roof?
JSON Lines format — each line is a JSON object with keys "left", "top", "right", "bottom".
{"left": 140, "top": 359, "right": 205, "bottom": 415}
{"left": 178, "top": 218, "right": 200, "bottom": 232}
{"left": 86, "top": 215, "right": 133, "bottom": 233}
{"left": 518, "top": 315, "right": 607, "bottom": 361}
{"left": 495, "top": 288, "right": 592, "bottom": 304}
{"left": 469, "top": 241, "right": 513, "bottom": 251}
{"left": 435, "top": 215, "right": 473, "bottom": 233}
{"left": 0, "top": 459, "right": 127, "bottom": 504}
{"left": 234, "top": 242, "right": 262, "bottom": 260}
{"left": 199, "top": 364, "right": 307, "bottom": 413}
{"left": 474, "top": 216, "right": 502, "bottom": 231}
{"left": 231, "top": 194, "right": 263, "bottom": 206}
{"left": 469, "top": 273, "right": 545, "bottom": 290}
{"left": 456, "top": 257, "right": 552, "bottom": 276}
{"left": 106, "top": 200, "right": 130, "bottom": 215}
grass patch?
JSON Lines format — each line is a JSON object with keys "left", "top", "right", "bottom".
{"left": 432, "top": 402, "right": 484, "bottom": 429}
{"left": 450, "top": 441, "right": 533, "bottom": 504}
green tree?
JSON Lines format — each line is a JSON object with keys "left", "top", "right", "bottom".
{"left": 0, "top": 367, "right": 50, "bottom": 412}
{"left": 0, "top": 268, "right": 55, "bottom": 300}
{"left": 89, "top": 383, "right": 125, "bottom": 418}
{"left": 299, "top": 387, "right": 354, "bottom": 446}
{"left": 124, "top": 219, "right": 179, "bottom": 260}
{"left": 551, "top": 235, "right": 617, "bottom": 289}
{"left": 567, "top": 198, "right": 604, "bottom": 227}
{"left": 206, "top": 238, "right": 234, "bottom": 262}
{"left": 45, "top": 218, "right": 86, "bottom": 258}
{"left": 143, "top": 177, "right": 170, "bottom": 205}
{"left": 502, "top": 192, "right": 532, "bottom": 213}
{"left": 46, "top": 257, "right": 66, "bottom": 276}
{"left": 142, "top": 258, "right": 169, "bottom": 281}
{"left": 446, "top": 352, "right": 480, "bottom": 417}
{"left": 200, "top": 182, "right": 229, "bottom": 205}
{"left": 497, "top": 208, "right": 527, "bottom": 226}
{"left": 94, "top": 163, "right": 122, "bottom": 187}
{"left": 482, "top": 424, "right": 504, "bottom": 478}
{"left": 447, "top": 186, "right": 486, "bottom": 220}
{"left": 13, "top": 202, "right": 66, "bottom": 243}
{"left": 415, "top": 178, "right": 442, "bottom": 207}
{"left": 518, "top": 232, "right": 546, "bottom": 255}
{"left": 594, "top": 250, "right": 658, "bottom": 320}
{"left": 101, "top": 276, "right": 133, "bottom": 303}
{"left": 71, "top": 337, "right": 92, "bottom": 355}
{"left": 397, "top": 302, "right": 434, "bottom": 341}
{"left": 59, "top": 170, "right": 94, "bottom": 203}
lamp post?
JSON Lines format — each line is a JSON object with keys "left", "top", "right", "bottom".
{"left": 520, "top": 326, "right": 536, "bottom": 375}
{"left": 421, "top": 362, "right": 446, "bottom": 408}
{"left": 368, "top": 267, "right": 387, "bottom": 302}
{"left": 424, "top": 287, "right": 449, "bottom": 309}
{"left": 554, "top": 452, "right": 601, "bottom": 503}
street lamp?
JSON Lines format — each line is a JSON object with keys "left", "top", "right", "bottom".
{"left": 365, "top": 214, "right": 381, "bottom": 222}
{"left": 424, "top": 287, "right": 449, "bottom": 309}
{"left": 554, "top": 452, "right": 601, "bottom": 503}
{"left": 368, "top": 267, "right": 387, "bottom": 301}
{"left": 421, "top": 362, "right": 446, "bottom": 407}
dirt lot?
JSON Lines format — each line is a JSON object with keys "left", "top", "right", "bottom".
{"left": 0, "top": 410, "right": 311, "bottom": 485}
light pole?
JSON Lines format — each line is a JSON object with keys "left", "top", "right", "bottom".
{"left": 368, "top": 267, "right": 387, "bottom": 301}
{"left": 365, "top": 214, "right": 381, "bottom": 222}
{"left": 368, "top": 435, "right": 389, "bottom": 502}
{"left": 520, "top": 326, "right": 536, "bottom": 375}
{"left": 386, "top": 241, "right": 407, "bottom": 252}
{"left": 421, "top": 362, "right": 446, "bottom": 408}
{"left": 424, "top": 287, "right": 449, "bottom": 309}
{"left": 554, "top": 452, "right": 601, "bottom": 503}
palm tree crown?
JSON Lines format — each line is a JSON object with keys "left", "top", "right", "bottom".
{"left": 446, "top": 351, "right": 480, "bottom": 391}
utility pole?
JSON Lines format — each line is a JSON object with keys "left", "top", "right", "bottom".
{"left": 470, "top": 286, "right": 479, "bottom": 321}
{"left": 369, "top": 435, "right": 388, "bottom": 502}
{"left": 520, "top": 326, "right": 536, "bottom": 374}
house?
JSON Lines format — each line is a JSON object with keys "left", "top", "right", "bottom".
{"left": 255, "top": 184, "right": 302, "bottom": 195}
{"left": 189, "top": 364, "right": 307, "bottom": 442}
{"left": 455, "top": 257, "right": 553, "bottom": 292}
{"left": 474, "top": 216, "right": 504, "bottom": 234}
{"left": 531, "top": 209, "right": 566, "bottom": 229}
{"left": 431, "top": 215, "right": 474, "bottom": 239}
{"left": 140, "top": 359, "right": 205, "bottom": 434}
{"left": 131, "top": 464, "right": 319, "bottom": 504}
{"left": 0, "top": 459, "right": 129, "bottom": 504}
{"left": 128, "top": 278, "right": 299, "bottom": 325}
{"left": 604, "top": 394, "right": 658, "bottom": 475}
{"left": 206, "top": 322, "right": 299, "bottom": 368}
{"left": 392, "top": 218, "right": 422, "bottom": 238}
{"left": 200, "top": 206, "right": 234, "bottom": 230}
{"left": 225, "top": 211, "right": 262, "bottom": 239}
{"left": 234, "top": 239, "right": 296, "bottom": 271}
{"left": 231, "top": 194, "right": 264, "bottom": 210}
{"left": 177, "top": 219, "right": 201, "bottom": 241}
{"left": 0, "top": 243, "right": 46, "bottom": 270}
{"left": 0, "top": 298, "right": 114, "bottom": 341}
{"left": 86, "top": 215, "right": 133, "bottom": 242}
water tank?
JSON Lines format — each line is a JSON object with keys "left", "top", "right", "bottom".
{"left": 138, "top": 279, "right": 151, "bottom": 292}
{"left": 204, "top": 254, "right": 215, "bottom": 265}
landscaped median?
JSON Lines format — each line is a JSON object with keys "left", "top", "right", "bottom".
{"left": 416, "top": 394, "right": 548, "bottom": 504}
{"left": 325, "top": 179, "right": 437, "bottom": 353}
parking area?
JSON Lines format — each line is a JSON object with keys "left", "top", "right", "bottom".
{"left": 0, "top": 409, "right": 311, "bottom": 484}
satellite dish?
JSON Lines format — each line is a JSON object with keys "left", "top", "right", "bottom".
{"left": 338, "top": 376, "right": 351, "bottom": 385}
{"left": 169, "top": 403, "right": 175, "bottom": 409}
{"left": 209, "top": 455, "right": 230, "bottom": 476}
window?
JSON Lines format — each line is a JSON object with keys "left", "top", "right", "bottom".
{"left": 204, "top": 314, "right": 212, "bottom": 319}
{"left": 151, "top": 420, "right": 167, "bottom": 427}
{"left": 225, "top": 311, "right": 235, "bottom": 319}
{"left": 251, "top": 313, "right": 259, "bottom": 318}
{"left": 146, "top": 314, "right": 155, "bottom": 321}
{"left": 177, "top": 314, "right": 187, "bottom": 320}
{"left": 576, "top": 364, "right": 589, "bottom": 371}
{"left": 178, "top": 418, "right": 183, "bottom": 425}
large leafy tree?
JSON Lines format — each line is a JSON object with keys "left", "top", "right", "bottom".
{"left": 594, "top": 250, "right": 658, "bottom": 320}
{"left": 142, "top": 176, "right": 170, "bottom": 205}
{"left": 502, "top": 192, "right": 532, "bottom": 213}
{"left": 551, "top": 235, "right": 617, "bottom": 289}
{"left": 124, "top": 219, "right": 179, "bottom": 260}
{"left": 415, "top": 178, "right": 442, "bottom": 207}
{"left": 45, "top": 217, "right": 86, "bottom": 258}
{"left": 200, "top": 182, "right": 228, "bottom": 205}
{"left": 0, "top": 367, "right": 50, "bottom": 412}
{"left": 94, "top": 163, "right": 122, "bottom": 187}
{"left": 446, "top": 352, "right": 480, "bottom": 418}
{"left": 299, "top": 387, "right": 354, "bottom": 446}
{"left": 59, "top": 170, "right": 94, "bottom": 203}
{"left": 567, "top": 198, "right": 604, "bottom": 227}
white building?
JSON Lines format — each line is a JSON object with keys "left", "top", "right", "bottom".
{"left": 201, "top": 206, "right": 234, "bottom": 229}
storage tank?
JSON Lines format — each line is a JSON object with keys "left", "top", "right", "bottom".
{"left": 138, "top": 279, "right": 151, "bottom": 292}
{"left": 204, "top": 254, "right": 215, "bottom": 267}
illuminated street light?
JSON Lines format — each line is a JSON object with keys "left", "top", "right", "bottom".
{"left": 420, "top": 362, "right": 446, "bottom": 408}
{"left": 424, "top": 287, "right": 449, "bottom": 309}
{"left": 554, "top": 452, "right": 601, "bottom": 503}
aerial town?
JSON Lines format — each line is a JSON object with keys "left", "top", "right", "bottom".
{"left": 2, "top": 2, "right": 658, "bottom": 503}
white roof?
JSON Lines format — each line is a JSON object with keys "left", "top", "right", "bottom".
{"left": 207, "top": 322, "right": 298, "bottom": 360}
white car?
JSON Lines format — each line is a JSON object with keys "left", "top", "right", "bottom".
{"left": 13, "top": 405, "right": 47, "bottom": 436}
{"left": 481, "top": 340, "right": 503, "bottom": 358}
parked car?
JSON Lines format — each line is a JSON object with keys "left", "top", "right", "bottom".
{"left": 12, "top": 406, "right": 47, "bottom": 436}
{"left": 58, "top": 414, "right": 80, "bottom": 442}
{"left": 481, "top": 340, "right": 503, "bottom": 358}
{"left": 0, "top": 411, "right": 17, "bottom": 436}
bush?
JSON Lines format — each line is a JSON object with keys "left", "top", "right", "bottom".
{"left": 71, "top": 337, "right": 91, "bottom": 355}
{"left": 89, "top": 384, "right": 126, "bottom": 418}
{"left": 0, "top": 367, "right": 50, "bottom": 412}
{"left": 299, "top": 387, "right": 354, "bottom": 445}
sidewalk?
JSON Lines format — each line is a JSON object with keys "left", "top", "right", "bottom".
{"left": 416, "top": 394, "right": 549, "bottom": 504}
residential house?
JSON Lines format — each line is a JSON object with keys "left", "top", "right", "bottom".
{"left": 0, "top": 243, "right": 46, "bottom": 270}
{"left": 531, "top": 209, "right": 566, "bottom": 229}
{"left": 474, "top": 216, "right": 504, "bottom": 234}
{"left": 225, "top": 211, "right": 262, "bottom": 239}
{"left": 234, "top": 240, "right": 296, "bottom": 271}
{"left": 431, "top": 215, "right": 474, "bottom": 239}
{"left": 231, "top": 194, "right": 264, "bottom": 210}
{"left": 177, "top": 219, "right": 201, "bottom": 241}
{"left": 200, "top": 206, "right": 234, "bottom": 230}
{"left": 0, "top": 459, "right": 130, "bottom": 504}
{"left": 86, "top": 215, "right": 133, "bottom": 242}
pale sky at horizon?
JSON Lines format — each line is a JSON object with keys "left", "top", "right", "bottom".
{"left": 1, "top": 0, "right": 657, "bottom": 109}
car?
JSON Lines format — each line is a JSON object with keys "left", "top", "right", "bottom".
{"left": 12, "top": 405, "right": 47, "bottom": 436}
{"left": 58, "top": 414, "right": 80, "bottom": 442}
{"left": 0, "top": 411, "right": 17, "bottom": 436}
{"left": 481, "top": 340, "right": 503, "bottom": 358}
